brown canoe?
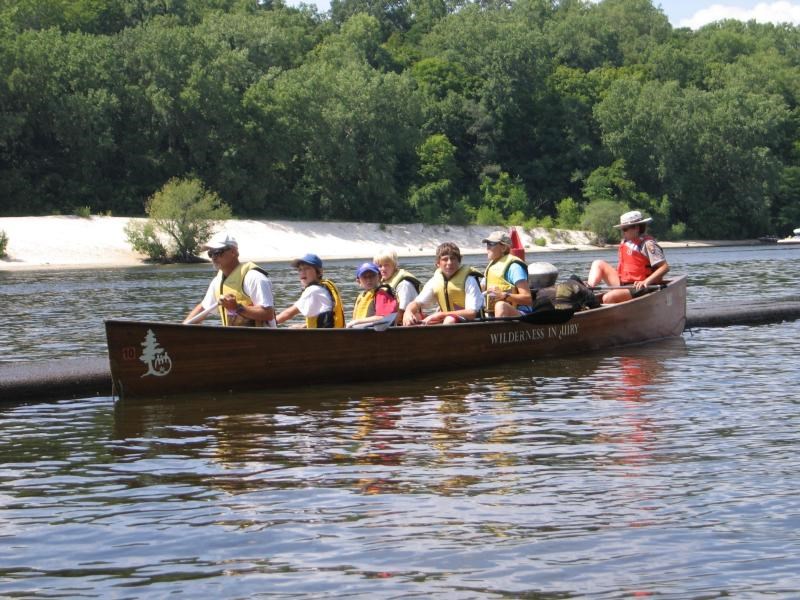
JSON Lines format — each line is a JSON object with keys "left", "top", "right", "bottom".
{"left": 105, "top": 275, "right": 686, "bottom": 398}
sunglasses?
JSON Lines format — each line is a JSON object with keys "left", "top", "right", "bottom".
{"left": 485, "top": 242, "right": 500, "bottom": 248}
{"left": 208, "top": 247, "right": 229, "bottom": 259}
{"left": 621, "top": 226, "right": 635, "bottom": 232}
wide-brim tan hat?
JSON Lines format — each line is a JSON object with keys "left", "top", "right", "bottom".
{"left": 614, "top": 210, "right": 653, "bottom": 229}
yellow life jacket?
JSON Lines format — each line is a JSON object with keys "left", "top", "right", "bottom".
{"left": 432, "top": 265, "right": 482, "bottom": 311}
{"left": 213, "top": 262, "right": 270, "bottom": 327}
{"left": 484, "top": 254, "right": 527, "bottom": 312}
{"left": 305, "top": 279, "right": 345, "bottom": 329}
{"left": 385, "top": 269, "right": 421, "bottom": 294}
{"left": 353, "top": 284, "right": 395, "bottom": 320}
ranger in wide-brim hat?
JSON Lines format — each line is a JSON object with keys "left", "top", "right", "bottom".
{"left": 614, "top": 210, "right": 653, "bottom": 229}
{"left": 586, "top": 208, "right": 669, "bottom": 305}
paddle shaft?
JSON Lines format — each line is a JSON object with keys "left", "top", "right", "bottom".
{"left": 183, "top": 302, "right": 219, "bottom": 325}
{"left": 592, "top": 284, "right": 665, "bottom": 291}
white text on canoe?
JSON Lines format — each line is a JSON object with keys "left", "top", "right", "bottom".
{"left": 489, "top": 323, "right": 579, "bottom": 345}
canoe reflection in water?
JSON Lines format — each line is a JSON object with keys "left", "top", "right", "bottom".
{"left": 582, "top": 338, "right": 688, "bottom": 521}
{"left": 110, "top": 338, "right": 688, "bottom": 496}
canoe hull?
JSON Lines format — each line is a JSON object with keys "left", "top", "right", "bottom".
{"left": 105, "top": 276, "right": 686, "bottom": 398}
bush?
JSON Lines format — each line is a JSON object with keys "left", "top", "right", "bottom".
{"left": 446, "top": 198, "right": 472, "bottom": 226}
{"left": 124, "top": 220, "right": 168, "bottom": 262}
{"left": 74, "top": 206, "right": 92, "bottom": 219}
{"left": 126, "top": 177, "right": 232, "bottom": 262}
{"left": 537, "top": 215, "right": 555, "bottom": 230}
{"left": 534, "top": 237, "right": 547, "bottom": 247}
{"left": 581, "top": 199, "right": 628, "bottom": 244}
{"left": 475, "top": 205, "right": 505, "bottom": 225}
{"left": 0, "top": 230, "right": 8, "bottom": 258}
{"left": 480, "top": 172, "right": 528, "bottom": 221}
{"left": 506, "top": 211, "right": 527, "bottom": 226}
{"left": 555, "top": 197, "right": 583, "bottom": 229}
{"left": 665, "top": 221, "right": 687, "bottom": 241}
{"left": 409, "top": 180, "right": 454, "bottom": 224}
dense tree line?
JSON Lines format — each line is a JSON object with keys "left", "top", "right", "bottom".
{"left": 2, "top": 0, "right": 799, "bottom": 238}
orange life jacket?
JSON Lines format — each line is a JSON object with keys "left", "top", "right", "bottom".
{"left": 617, "top": 236, "right": 656, "bottom": 284}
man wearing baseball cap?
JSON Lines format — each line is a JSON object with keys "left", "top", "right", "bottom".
{"left": 586, "top": 210, "right": 670, "bottom": 304}
{"left": 276, "top": 253, "right": 345, "bottom": 328}
{"left": 184, "top": 232, "right": 276, "bottom": 327}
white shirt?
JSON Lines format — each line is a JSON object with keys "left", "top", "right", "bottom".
{"left": 201, "top": 268, "right": 277, "bottom": 327}
{"left": 416, "top": 274, "right": 484, "bottom": 312}
{"left": 394, "top": 278, "right": 418, "bottom": 310}
{"left": 294, "top": 284, "right": 333, "bottom": 317}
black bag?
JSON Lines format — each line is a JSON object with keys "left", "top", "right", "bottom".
{"left": 533, "top": 275, "right": 600, "bottom": 312}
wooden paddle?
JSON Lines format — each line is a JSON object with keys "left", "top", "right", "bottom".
{"left": 349, "top": 312, "right": 398, "bottom": 331}
{"left": 591, "top": 284, "right": 666, "bottom": 291}
{"left": 183, "top": 302, "right": 219, "bottom": 325}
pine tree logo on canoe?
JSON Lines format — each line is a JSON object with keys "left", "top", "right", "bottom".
{"left": 139, "top": 329, "right": 172, "bottom": 377}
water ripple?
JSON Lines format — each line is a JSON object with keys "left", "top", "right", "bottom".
{"left": 2, "top": 251, "right": 800, "bottom": 596}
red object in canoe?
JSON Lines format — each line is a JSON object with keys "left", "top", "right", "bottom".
{"left": 509, "top": 227, "right": 525, "bottom": 261}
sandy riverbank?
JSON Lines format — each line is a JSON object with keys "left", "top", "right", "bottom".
{"left": 0, "top": 216, "right": 732, "bottom": 271}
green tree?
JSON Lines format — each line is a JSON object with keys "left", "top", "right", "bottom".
{"left": 480, "top": 171, "right": 528, "bottom": 221}
{"left": 582, "top": 159, "right": 660, "bottom": 220}
{"left": 409, "top": 133, "right": 461, "bottom": 223}
{"left": 581, "top": 199, "right": 627, "bottom": 244}
{"left": 249, "top": 14, "right": 423, "bottom": 221}
{"left": 596, "top": 78, "right": 788, "bottom": 238}
{"left": 775, "top": 163, "right": 800, "bottom": 234}
{"left": 0, "top": 28, "right": 121, "bottom": 214}
{"left": 125, "top": 177, "right": 232, "bottom": 262}
{"left": 555, "top": 197, "right": 582, "bottom": 229}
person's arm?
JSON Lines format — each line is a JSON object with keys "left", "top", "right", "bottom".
{"left": 634, "top": 241, "right": 670, "bottom": 290}
{"left": 348, "top": 290, "right": 398, "bottom": 327}
{"left": 635, "top": 260, "right": 670, "bottom": 290}
{"left": 347, "top": 315, "right": 384, "bottom": 328}
{"left": 493, "top": 263, "right": 531, "bottom": 306}
{"left": 402, "top": 300, "right": 424, "bottom": 326}
{"left": 506, "top": 278, "right": 532, "bottom": 306}
{"left": 423, "top": 277, "right": 482, "bottom": 324}
{"left": 184, "top": 283, "right": 217, "bottom": 324}
{"left": 423, "top": 306, "right": 478, "bottom": 324}
{"left": 276, "top": 304, "right": 300, "bottom": 325}
{"left": 242, "top": 270, "right": 277, "bottom": 325}
{"left": 184, "top": 302, "right": 206, "bottom": 323}
{"left": 221, "top": 297, "right": 275, "bottom": 323}
{"left": 403, "top": 280, "right": 433, "bottom": 325}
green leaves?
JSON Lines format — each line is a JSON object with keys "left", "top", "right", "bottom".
{"left": 126, "top": 177, "right": 232, "bottom": 263}
{"left": 596, "top": 76, "right": 788, "bottom": 238}
{"left": 1, "top": 0, "right": 799, "bottom": 240}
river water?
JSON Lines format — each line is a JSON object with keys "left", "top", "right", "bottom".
{"left": 1, "top": 245, "right": 800, "bottom": 597}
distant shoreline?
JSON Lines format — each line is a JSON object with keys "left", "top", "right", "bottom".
{"left": 0, "top": 215, "right": 764, "bottom": 272}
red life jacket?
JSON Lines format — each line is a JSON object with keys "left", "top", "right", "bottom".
{"left": 617, "top": 236, "right": 656, "bottom": 284}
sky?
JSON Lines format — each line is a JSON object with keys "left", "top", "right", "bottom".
{"left": 656, "top": 0, "right": 800, "bottom": 28}
{"left": 287, "top": 0, "right": 800, "bottom": 29}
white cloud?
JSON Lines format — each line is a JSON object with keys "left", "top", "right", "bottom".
{"left": 680, "top": 2, "right": 800, "bottom": 29}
